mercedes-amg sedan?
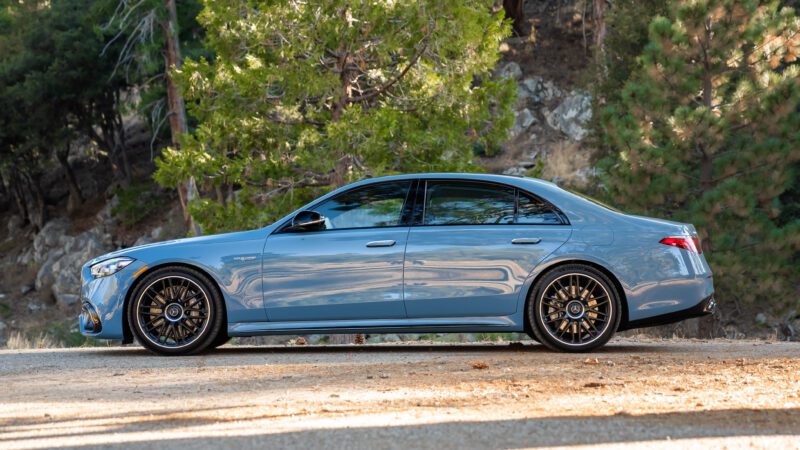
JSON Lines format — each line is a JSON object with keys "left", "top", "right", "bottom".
{"left": 79, "top": 173, "right": 715, "bottom": 355}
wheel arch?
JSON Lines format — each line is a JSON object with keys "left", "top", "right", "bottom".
{"left": 121, "top": 262, "right": 228, "bottom": 344}
{"left": 522, "top": 259, "right": 629, "bottom": 333}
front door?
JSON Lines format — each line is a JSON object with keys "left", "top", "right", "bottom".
{"left": 403, "top": 180, "right": 572, "bottom": 318}
{"left": 263, "top": 181, "right": 413, "bottom": 322}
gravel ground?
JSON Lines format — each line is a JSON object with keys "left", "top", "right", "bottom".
{"left": 1, "top": 338, "right": 799, "bottom": 449}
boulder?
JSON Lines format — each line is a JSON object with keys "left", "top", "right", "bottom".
{"left": 34, "top": 224, "right": 112, "bottom": 306}
{"left": 520, "top": 76, "right": 562, "bottom": 104}
{"left": 32, "top": 218, "right": 70, "bottom": 264}
{"left": 544, "top": 91, "right": 592, "bottom": 141}
{"left": 497, "top": 61, "right": 522, "bottom": 80}
{"left": 510, "top": 108, "right": 537, "bottom": 138}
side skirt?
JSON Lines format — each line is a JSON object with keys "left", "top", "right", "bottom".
{"left": 228, "top": 316, "right": 518, "bottom": 337}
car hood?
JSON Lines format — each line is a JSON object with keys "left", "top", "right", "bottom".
{"left": 84, "top": 229, "right": 267, "bottom": 267}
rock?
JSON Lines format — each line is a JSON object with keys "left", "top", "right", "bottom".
{"left": 133, "top": 235, "right": 154, "bottom": 248}
{"left": 544, "top": 91, "right": 592, "bottom": 141}
{"left": 6, "top": 215, "right": 24, "bottom": 237}
{"left": 34, "top": 224, "right": 112, "bottom": 304}
{"left": 150, "top": 226, "right": 163, "bottom": 240}
{"left": 503, "top": 166, "right": 528, "bottom": 176}
{"left": 20, "top": 285, "right": 33, "bottom": 295}
{"left": 755, "top": 313, "right": 768, "bottom": 326}
{"left": 16, "top": 248, "right": 34, "bottom": 266}
{"left": 56, "top": 294, "right": 80, "bottom": 307}
{"left": 0, "top": 320, "right": 6, "bottom": 333}
{"left": 27, "top": 302, "right": 44, "bottom": 313}
{"left": 497, "top": 61, "right": 522, "bottom": 80}
{"left": 510, "top": 108, "right": 537, "bottom": 138}
{"left": 32, "top": 218, "right": 70, "bottom": 264}
{"left": 520, "top": 76, "right": 562, "bottom": 104}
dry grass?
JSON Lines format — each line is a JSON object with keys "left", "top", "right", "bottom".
{"left": 4, "top": 331, "right": 61, "bottom": 350}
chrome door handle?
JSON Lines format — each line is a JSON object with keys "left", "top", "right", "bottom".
{"left": 366, "top": 240, "right": 396, "bottom": 247}
{"left": 512, "top": 238, "right": 541, "bottom": 245}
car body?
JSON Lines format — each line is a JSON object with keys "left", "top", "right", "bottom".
{"left": 79, "top": 173, "right": 715, "bottom": 354}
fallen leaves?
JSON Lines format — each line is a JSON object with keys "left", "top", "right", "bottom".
{"left": 471, "top": 361, "right": 489, "bottom": 370}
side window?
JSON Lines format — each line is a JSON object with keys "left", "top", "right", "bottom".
{"left": 517, "top": 192, "right": 564, "bottom": 224}
{"left": 312, "top": 182, "right": 411, "bottom": 230}
{"left": 424, "top": 181, "right": 515, "bottom": 225}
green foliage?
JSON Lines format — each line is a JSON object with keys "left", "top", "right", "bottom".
{"left": 0, "top": 0, "right": 132, "bottom": 209}
{"left": 112, "top": 181, "right": 167, "bottom": 226}
{"left": 599, "top": 0, "right": 800, "bottom": 316}
{"left": 155, "top": 0, "right": 515, "bottom": 233}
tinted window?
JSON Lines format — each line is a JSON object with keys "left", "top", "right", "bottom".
{"left": 517, "top": 192, "right": 564, "bottom": 224}
{"left": 312, "top": 182, "right": 411, "bottom": 230}
{"left": 424, "top": 181, "right": 515, "bottom": 225}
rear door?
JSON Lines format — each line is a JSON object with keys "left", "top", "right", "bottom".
{"left": 403, "top": 180, "right": 571, "bottom": 318}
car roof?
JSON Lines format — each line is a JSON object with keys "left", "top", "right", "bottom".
{"left": 344, "top": 172, "right": 560, "bottom": 191}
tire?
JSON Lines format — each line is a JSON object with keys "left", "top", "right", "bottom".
{"left": 526, "top": 264, "right": 621, "bottom": 352}
{"left": 128, "top": 266, "right": 225, "bottom": 356}
{"left": 210, "top": 331, "right": 230, "bottom": 349}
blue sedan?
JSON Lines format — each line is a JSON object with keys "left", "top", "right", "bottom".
{"left": 79, "top": 173, "right": 715, "bottom": 355}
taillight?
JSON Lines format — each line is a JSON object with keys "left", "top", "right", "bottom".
{"left": 659, "top": 236, "right": 702, "bottom": 254}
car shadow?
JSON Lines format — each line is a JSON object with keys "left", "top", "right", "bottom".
{"left": 2, "top": 407, "right": 797, "bottom": 449}
{"left": 86, "top": 341, "right": 672, "bottom": 358}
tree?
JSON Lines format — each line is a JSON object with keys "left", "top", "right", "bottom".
{"left": 102, "top": 0, "right": 207, "bottom": 233}
{"left": 0, "top": 0, "right": 134, "bottom": 227}
{"left": 154, "top": 0, "right": 516, "bottom": 234}
{"left": 599, "top": 0, "right": 800, "bottom": 333}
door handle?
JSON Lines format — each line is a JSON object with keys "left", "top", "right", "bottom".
{"left": 366, "top": 240, "right": 396, "bottom": 247}
{"left": 511, "top": 238, "right": 541, "bottom": 245}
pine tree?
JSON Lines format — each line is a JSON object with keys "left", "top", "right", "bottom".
{"left": 600, "top": 0, "right": 800, "bottom": 330}
{"left": 153, "top": 0, "right": 515, "bottom": 233}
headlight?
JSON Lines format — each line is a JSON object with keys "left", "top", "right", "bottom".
{"left": 90, "top": 257, "right": 135, "bottom": 278}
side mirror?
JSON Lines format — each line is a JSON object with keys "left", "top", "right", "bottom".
{"left": 290, "top": 210, "right": 326, "bottom": 231}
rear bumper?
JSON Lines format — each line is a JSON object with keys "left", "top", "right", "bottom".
{"left": 619, "top": 294, "right": 716, "bottom": 331}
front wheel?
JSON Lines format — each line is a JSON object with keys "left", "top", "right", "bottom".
{"left": 128, "top": 266, "right": 225, "bottom": 356}
{"left": 526, "top": 264, "right": 621, "bottom": 352}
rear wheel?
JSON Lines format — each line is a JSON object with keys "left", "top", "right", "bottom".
{"left": 128, "top": 267, "right": 225, "bottom": 356}
{"left": 527, "top": 264, "right": 621, "bottom": 352}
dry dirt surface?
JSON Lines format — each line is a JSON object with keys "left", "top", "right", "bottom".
{"left": 1, "top": 338, "right": 799, "bottom": 450}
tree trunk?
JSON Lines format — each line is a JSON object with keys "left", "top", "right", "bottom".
{"left": 22, "top": 170, "right": 47, "bottom": 231}
{"left": 162, "top": 0, "right": 201, "bottom": 235}
{"left": 56, "top": 143, "right": 84, "bottom": 212}
{"left": 593, "top": 0, "right": 608, "bottom": 80}
{"left": 503, "top": 0, "right": 527, "bottom": 36}
{"left": 7, "top": 169, "right": 30, "bottom": 226}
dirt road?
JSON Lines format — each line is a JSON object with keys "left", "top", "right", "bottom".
{"left": 1, "top": 339, "right": 799, "bottom": 449}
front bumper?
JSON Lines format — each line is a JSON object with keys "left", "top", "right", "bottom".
{"left": 78, "top": 259, "right": 147, "bottom": 340}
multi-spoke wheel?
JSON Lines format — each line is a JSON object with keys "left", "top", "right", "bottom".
{"left": 128, "top": 267, "right": 224, "bottom": 356}
{"left": 527, "top": 264, "right": 621, "bottom": 352}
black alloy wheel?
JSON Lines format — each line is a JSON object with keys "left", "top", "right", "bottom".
{"left": 128, "top": 266, "right": 224, "bottom": 356}
{"left": 527, "top": 264, "right": 621, "bottom": 352}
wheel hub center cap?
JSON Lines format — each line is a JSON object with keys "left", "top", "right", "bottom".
{"left": 566, "top": 301, "right": 585, "bottom": 319}
{"left": 165, "top": 303, "right": 184, "bottom": 321}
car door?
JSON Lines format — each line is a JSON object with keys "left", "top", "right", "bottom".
{"left": 263, "top": 181, "right": 413, "bottom": 322}
{"left": 403, "top": 180, "right": 572, "bottom": 318}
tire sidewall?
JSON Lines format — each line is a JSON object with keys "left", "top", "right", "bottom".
{"left": 128, "top": 267, "right": 224, "bottom": 356}
{"left": 527, "top": 264, "right": 621, "bottom": 352}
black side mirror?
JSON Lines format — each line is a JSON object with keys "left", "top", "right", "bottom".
{"left": 290, "top": 210, "right": 326, "bottom": 231}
